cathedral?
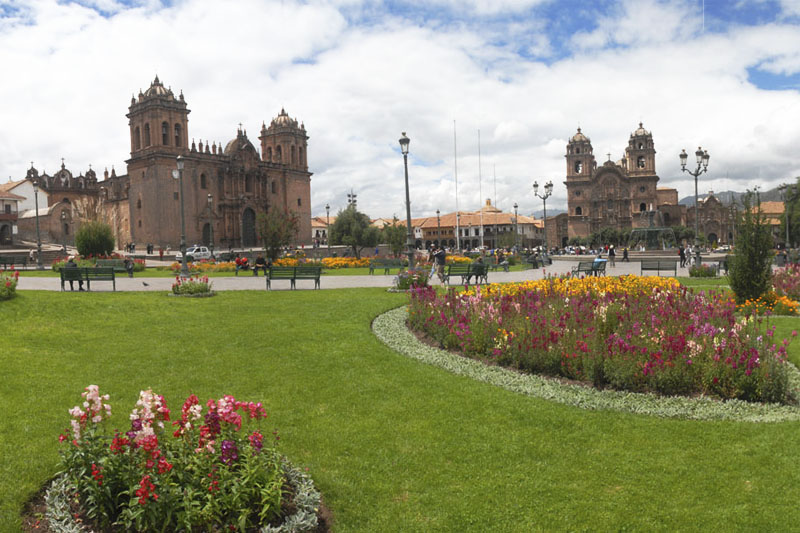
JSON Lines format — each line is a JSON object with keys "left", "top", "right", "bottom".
{"left": 565, "top": 123, "right": 681, "bottom": 241}
{"left": 17, "top": 76, "right": 312, "bottom": 250}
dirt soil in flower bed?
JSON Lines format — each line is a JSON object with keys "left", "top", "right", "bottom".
{"left": 21, "top": 480, "right": 333, "bottom": 533}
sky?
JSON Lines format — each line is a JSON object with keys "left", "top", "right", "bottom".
{"left": 2, "top": 0, "right": 800, "bottom": 220}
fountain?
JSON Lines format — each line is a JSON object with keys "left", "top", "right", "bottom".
{"left": 627, "top": 206, "right": 677, "bottom": 252}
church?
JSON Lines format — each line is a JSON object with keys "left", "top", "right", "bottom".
{"left": 565, "top": 123, "right": 683, "bottom": 242}
{"left": 16, "top": 76, "right": 312, "bottom": 250}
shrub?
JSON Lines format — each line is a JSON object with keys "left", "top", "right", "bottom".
{"left": 171, "top": 275, "right": 212, "bottom": 295}
{"left": 0, "top": 269, "right": 19, "bottom": 300}
{"left": 738, "top": 290, "right": 799, "bottom": 316}
{"left": 728, "top": 191, "right": 774, "bottom": 303}
{"left": 57, "top": 386, "right": 287, "bottom": 531}
{"left": 395, "top": 268, "right": 429, "bottom": 290}
{"left": 75, "top": 221, "right": 115, "bottom": 257}
{"left": 689, "top": 264, "right": 718, "bottom": 277}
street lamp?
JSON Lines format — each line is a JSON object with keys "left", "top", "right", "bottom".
{"left": 399, "top": 132, "right": 415, "bottom": 269}
{"left": 680, "top": 147, "right": 710, "bottom": 265}
{"left": 513, "top": 202, "right": 519, "bottom": 250}
{"left": 207, "top": 194, "right": 215, "bottom": 258}
{"left": 436, "top": 209, "right": 441, "bottom": 248}
{"left": 325, "top": 203, "right": 330, "bottom": 255}
{"left": 533, "top": 180, "right": 553, "bottom": 255}
{"left": 32, "top": 178, "right": 43, "bottom": 270}
{"left": 61, "top": 210, "right": 67, "bottom": 253}
{"left": 175, "top": 155, "right": 189, "bottom": 279}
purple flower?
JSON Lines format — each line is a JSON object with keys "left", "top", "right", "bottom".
{"left": 221, "top": 439, "right": 239, "bottom": 465}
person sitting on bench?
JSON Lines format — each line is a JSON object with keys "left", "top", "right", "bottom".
{"left": 253, "top": 255, "right": 269, "bottom": 276}
{"left": 65, "top": 257, "right": 84, "bottom": 291}
{"left": 235, "top": 254, "right": 249, "bottom": 276}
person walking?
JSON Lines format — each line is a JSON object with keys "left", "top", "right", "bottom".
{"left": 679, "top": 245, "right": 686, "bottom": 268}
{"left": 622, "top": 247, "right": 629, "bottom": 262}
{"left": 608, "top": 245, "right": 616, "bottom": 267}
{"left": 433, "top": 246, "right": 447, "bottom": 284}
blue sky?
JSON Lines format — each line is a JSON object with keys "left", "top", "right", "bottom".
{"left": 2, "top": 0, "right": 800, "bottom": 218}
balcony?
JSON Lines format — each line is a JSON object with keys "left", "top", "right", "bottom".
{"left": 0, "top": 213, "right": 18, "bottom": 222}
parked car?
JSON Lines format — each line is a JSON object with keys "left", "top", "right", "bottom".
{"left": 175, "top": 245, "right": 213, "bottom": 262}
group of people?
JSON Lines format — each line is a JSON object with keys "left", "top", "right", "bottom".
{"left": 234, "top": 254, "right": 271, "bottom": 276}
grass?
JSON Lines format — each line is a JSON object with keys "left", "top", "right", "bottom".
{"left": 3, "top": 289, "right": 800, "bottom": 531}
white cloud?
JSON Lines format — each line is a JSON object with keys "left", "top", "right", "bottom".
{"left": 2, "top": 0, "right": 800, "bottom": 221}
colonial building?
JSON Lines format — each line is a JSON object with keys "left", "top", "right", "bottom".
{"left": 566, "top": 123, "right": 681, "bottom": 240}
{"left": 14, "top": 76, "right": 312, "bottom": 250}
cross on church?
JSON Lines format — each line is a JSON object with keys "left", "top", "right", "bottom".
{"left": 238, "top": 122, "right": 243, "bottom": 131}
{"left": 606, "top": 152, "right": 611, "bottom": 161}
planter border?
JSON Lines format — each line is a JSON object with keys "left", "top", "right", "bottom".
{"left": 372, "top": 306, "right": 800, "bottom": 423}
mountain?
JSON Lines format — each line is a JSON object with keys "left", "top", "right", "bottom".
{"left": 678, "top": 186, "right": 784, "bottom": 206}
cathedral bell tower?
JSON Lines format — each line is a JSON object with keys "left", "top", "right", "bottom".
{"left": 565, "top": 128, "right": 595, "bottom": 180}
{"left": 625, "top": 122, "right": 656, "bottom": 176}
{"left": 126, "top": 76, "right": 190, "bottom": 161}
{"left": 259, "top": 108, "right": 308, "bottom": 170}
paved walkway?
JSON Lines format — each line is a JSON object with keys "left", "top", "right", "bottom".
{"left": 16, "top": 259, "right": 699, "bottom": 292}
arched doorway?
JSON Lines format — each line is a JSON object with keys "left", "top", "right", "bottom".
{"left": 202, "top": 223, "right": 211, "bottom": 246}
{"left": 707, "top": 233, "right": 718, "bottom": 244}
{"left": 242, "top": 209, "right": 257, "bottom": 247}
{"left": 0, "top": 224, "right": 11, "bottom": 244}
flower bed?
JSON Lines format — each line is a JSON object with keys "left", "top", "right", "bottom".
{"left": 689, "top": 264, "right": 717, "bottom": 277}
{"left": 408, "top": 276, "right": 796, "bottom": 404}
{"left": 0, "top": 268, "right": 19, "bottom": 300}
{"left": 163, "top": 260, "right": 236, "bottom": 273}
{"left": 53, "top": 385, "right": 322, "bottom": 532}
{"left": 773, "top": 264, "right": 800, "bottom": 300}
{"left": 395, "top": 268, "right": 430, "bottom": 290}
{"left": 171, "top": 275, "right": 212, "bottom": 295}
{"left": 321, "top": 257, "right": 371, "bottom": 269}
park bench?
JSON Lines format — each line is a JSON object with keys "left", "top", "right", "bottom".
{"left": 444, "top": 263, "right": 488, "bottom": 285}
{"left": 0, "top": 255, "right": 28, "bottom": 270}
{"left": 60, "top": 267, "right": 116, "bottom": 291}
{"left": 266, "top": 265, "right": 322, "bottom": 290}
{"left": 96, "top": 259, "right": 127, "bottom": 272}
{"left": 571, "top": 261, "right": 595, "bottom": 277}
{"left": 369, "top": 258, "right": 405, "bottom": 275}
{"left": 640, "top": 260, "right": 677, "bottom": 277}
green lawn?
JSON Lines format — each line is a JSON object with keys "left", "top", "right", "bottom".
{"left": 2, "top": 289, "right": 800, "bottom": 532}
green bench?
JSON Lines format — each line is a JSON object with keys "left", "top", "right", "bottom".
{"left": 0, "top": 255, "right": 28, "bottom": 270}
{"left": 96, "top": 259, "right": 127, "bottom": 272}
{"left": 640, "top": 260, "right": 677, "bottom": 277}
{"left": 266, "top": 266, "right": 322, "bottom": 290}
{"left": 60, "top": 267, "right": 116, "bottom": 291}
{"left": 571, "top": 260, "right": 606, "bottom": 277}
{"left": 444, "top": 263, "right": 488, "bottom": 285}
{"left": 369, "top": 258, "right": 406, "bottom": 274}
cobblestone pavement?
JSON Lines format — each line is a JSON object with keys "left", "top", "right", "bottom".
{"left": 16, "top": 258, "right": 702, "bottom": 292}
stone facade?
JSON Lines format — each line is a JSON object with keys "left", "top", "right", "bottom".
{"left": 17, "top": 76, "right": 312, "bottom": 250}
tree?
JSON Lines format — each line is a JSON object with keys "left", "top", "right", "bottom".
{"left": 779, "top": 177, "right": 800, "bottom": 247}
{"left": 329, "top": 206, "right": 380, "bottom": 259}
{"left": 381, "top": 217, "right": 406, "bottom": 256}
{"left": 256, "top": 208, "right": 300, "bottom": 261}
{"left": 75, "top": 221, "right": 115, "bottom": 257}
{"left": 728, "top": 190, "right": 774, "bottom": 304}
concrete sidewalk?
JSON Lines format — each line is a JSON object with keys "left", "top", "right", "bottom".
{"left": 16, "top": 259, "right": 694, "bottom": 292}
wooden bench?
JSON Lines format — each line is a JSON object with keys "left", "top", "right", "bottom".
{"left": 60, "top": 267, "right": 116, "bottom": 291}
{"left": 0, "top": 255, "right": 28, "bottom": 270}
{"left": 369, "top": 258, "right": 405, "bottom": 275}
{"left": 640, "top": 260, "right": 677, "bottom": 277}
{"left": 444, "top": 263, "right": 488, "bottom": 285}
{"left": 266, "top": 266, "right": 322, "bottom": 290}
{"left": 96, "top": 259, "right": 127, "bottom": 272}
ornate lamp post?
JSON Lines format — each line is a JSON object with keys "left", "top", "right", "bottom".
{"left": 175, "top": 156, "right": 189, "bottom": 279}
{"left": 399, "top": 132, "right": 414, "bottom": 269}
{"left": 33, "top": 178, "right": 43, "bottom": 270}
{"left": 533, "top": 180, "right": 553, "bottom": 255}
{"left": 207, "top": 193, "right": 215, "bottom": 258}
{"left": 680, "top": 147, "right": 710, "bottom": 265}
{"left": 325, "top": 203, "right": 330, "bottom": 255}
{"left": 61, "top": 210, "right": 67, "bottom": 252}
{"left": 436, "top": 209, "right": 441, "bottom": 247}
{"left": 513, "top": 202, "right": 519, "bottom": 250}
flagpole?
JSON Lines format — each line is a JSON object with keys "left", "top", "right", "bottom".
{"left": 454, "top": 120, "right": 460, "bottom": 252}
{"left": 478, "top": 129, "right": 484, "bottom": 250}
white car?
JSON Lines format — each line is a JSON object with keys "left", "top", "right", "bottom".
{"left": 175, "top": 246, "right": 213, "bottom": 262}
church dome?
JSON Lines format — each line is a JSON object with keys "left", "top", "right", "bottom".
{"left": 632, "top": 122, "right": 649, "bottom": 137}
{"left": 270, "top": 108, "right": 298, "bottom": 128}
{"left": 570, "top": 127, "right": 590, "bottom": 143}
{"left": 142, "top": 76, "right": 174, "bottom": 98}
{"left": 224, "top": 129, "right": 256, "bottom": 155}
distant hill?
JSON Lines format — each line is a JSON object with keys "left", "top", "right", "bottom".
{"left": 678, "top": 187, "right": 784, "bottom": 206}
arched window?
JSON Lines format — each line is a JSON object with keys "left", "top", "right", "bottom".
{"left": 276, "top": 146, "right": 282, "bottom": 163}
{"left": 637, "top": 156, "right": 645, "bottom": 168}
{"left": 200, "top": 173, "right": 207, "bottom": 189}
{"left": 266, "top": 147, "right": 272, "bottom": 162}
{"left": 297, "top": 198, "right": 301, "bottom": 207}
{"left": 174, "top": 124, "right": 182, "bottom": 147}
{"left": 299, "top": 147, "right": 305, "bottom": 167}
{"left": 638, "top": 142, "right": 644, "bottom": 150}
{"left": 137, "top": 198, "right": 142, "bottom": 209}
{"left": 576, "top": 206, "right": 582, "bottom": 216}
{"left": 639, "top": 203, "right": 647, "bottom": 212}
{"left": 576, "top": 148, "right": 580, "bottom": 154}
{"left": 134, "top": 127, "right": 141, "bottom": 151}
{"left": 162, "top": 122, "right": 169, "bottom": 145}
{"left": 245, "top": 175, "right": 253, "bottom": 193}
{"left": 291, "top": 146, "right": 296, "bottom": 165}
{"left": 574, "top": 161, "right": 582, "bottom": 174}
{"left": 144, "top": 124, "right": 151, "bottom": 146}
{"left": 271, "top": 181, "right": 277, "bottom": 194}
